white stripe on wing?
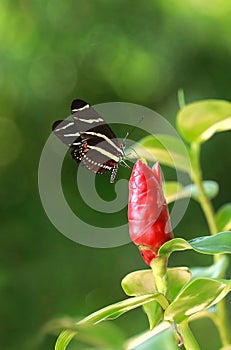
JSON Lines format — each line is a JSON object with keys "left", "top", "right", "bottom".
{"left": 83, "top": 131, "right": 123, "bottom": 155}
{"left": 87, "top": 145, "right": 120, "bottom": 162}
{"left": 75, "top": 117, "right": 104, "bottom": 123}
{"left": 72, "top": 104, "right": 90, "bottom": 112}
{"left": 64, "top": 132, "right": 80, "bottom": 137}
{"left": 54, "top": 122, "right": 75, "bottom": 131}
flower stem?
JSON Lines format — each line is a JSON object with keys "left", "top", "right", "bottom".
{"left": 217, "top": 299, "right": 231, "bottom": 346}
{"left": 177, "top": 320, "right": 201, "bottom": 350}
{"left": 190, "top": 142, "right": 217, "bottom": 235}
{"left": 150, "top": 256, "right": 168, "bottom": 296}
{"left": 190, "top": 142, "right": 231, "bottom": 346}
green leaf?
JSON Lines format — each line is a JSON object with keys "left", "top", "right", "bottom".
{"left": 159, "top": 232, "right": 231, "bottom": 256}
{"left": 164, "top": 181, "right": 219, "bottom": 204}
{"left": 121, "top": 268, "right": 191, "bottom": 329}
{"left": 190, "top": 255, "right": 229, "bottom": 279}
{"left": 55, "top": 330, "right": 77, "bottom": 350}
{"left": 158, "top": 238, "right": 191, "bottom": 256}
{"left": 133, "top": 134, "right": 191, "bottom": 173}
{"left": 164, "top": 277, "right": 231, "bottom": 323}
{"left": 189, "top": 232, "right": 231, "bottom": 254}
{"left": 121, "top": 271, "right": 168, "bottom": 330}
{"left": 143, "top": 302, "right": 163, "bottom": 330}
{"left": 70, "top": 322, "right": 125, "bottom": 349}
{"left": 55, "top": 294, "right": 162, "bottom": 350}
{"left": 80, "top": 295, "right": 164, "bottom": 323}
{"left": 55, "top": 323, "right": 125, "bottom": 350}
{"left": 122, "top": 270, "right": 157, "bottom": 296}
{"left": 122, "top": 268, "right": 191, "bottom": 302}
{"left": 166, "top": 268, "right": 192, "bottom": 302}
{"left": 178, "top": 88, "right": 186, "bottom": 109}
{"left": 125, "top": 322, "right": 179, "bottom": 350}
{"left": 177, "top": 99, "right": 231, "bottom": 144}
{"left": 215, "top": 203, "right": 231, "bottom": 231}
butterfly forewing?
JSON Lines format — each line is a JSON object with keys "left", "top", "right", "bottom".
{"left": 71, "top": 100, "right": 119, "bottom": 146}
{"left": 52, "top": 120, "right": 81, "bottom": 147}
{"left": 52, "top": 99, "right": 125, "bottom": 182}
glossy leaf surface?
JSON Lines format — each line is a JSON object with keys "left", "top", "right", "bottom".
{"left": 177, "top": 100, "right": 231, "bottom": 143}
{"left": 215, "top": 203, "right": 231, "bottom": 231}
{"left": 159, "top": 232, "right": 231, "bottom": 256}
{"left": 122, "top": 268, "right": 191, "bottom": 329}
{"left": 55, "top": 322, "right": 125, "bottom": 350}
{"left": 133, "top": 134, "right": 191, "bottom": 173}
{"left": 55, "top": 294, "right": 162, "bottom": 350}
{"left": 164, "top": 277, "right": 231, "bottom": 323}
{"left": 190, "top": 255, "right": 229, "bottom": 279}
{"left": 125, "top": 322, "right": 178, "bottom": 350}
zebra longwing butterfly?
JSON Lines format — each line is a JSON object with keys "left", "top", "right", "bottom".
{"left": 52, "top": 99, "right": 129, "bottom": 183}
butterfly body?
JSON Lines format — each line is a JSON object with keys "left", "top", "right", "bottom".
{"left": 52, "top": 99, "right": 127, "bottom": 183}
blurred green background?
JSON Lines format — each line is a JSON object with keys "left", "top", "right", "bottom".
{"left": 1, "top": 1, "right": 231, "bottom": 349}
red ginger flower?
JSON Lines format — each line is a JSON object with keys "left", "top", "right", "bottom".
{"left": 128, "top": 160, "right": 174, "bottom": 266}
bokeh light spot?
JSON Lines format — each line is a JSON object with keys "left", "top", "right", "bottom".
{"left": 0, "top": 118, "right": 22, "bottom": 167}
{"left": 29, "top": 54, "right": 77, "bottom": 100}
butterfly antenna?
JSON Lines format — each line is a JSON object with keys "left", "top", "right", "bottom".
{"left": 121, "top": 116, "right": 144, "bottom": 147}
{"left": 129, "top": 116, "right": 144, "bottom": 136}
{"left": 125, "top": 146, "right": 140, "bottom": 160}
{"left": 130, "top": 146, "right": 140, "bottom": 158}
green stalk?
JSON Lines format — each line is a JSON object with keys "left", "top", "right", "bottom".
{"left": 190, "top": 142, "right": 217, "bottom": 235}
{"left": 190, "top": 142, "right": 231, "bottom": 346}
{"left": 150, "top": 255, "right": 168, "bottom": 296}
{"left": 177, "top": 320, "right": 201, "bottom": 350}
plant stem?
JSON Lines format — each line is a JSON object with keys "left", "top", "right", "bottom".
{"left": 190, "top": 142, "right": 217, "bottom": 235}
{"left": 217, "top": 299, "right": 231, "bottom": 346}
{"left": 150, "top": 256, "right": 168, "bottom": 296}
{"left": 190, "top": 142, "right": 231, "bottom": 345}
{"left": 177, "top": 320, "right": 201, "bottom": 350}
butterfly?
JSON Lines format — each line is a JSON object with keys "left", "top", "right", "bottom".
{"left": 52, "top": 99, "right": 129, "bottom": 183}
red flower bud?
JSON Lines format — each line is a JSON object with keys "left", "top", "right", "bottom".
{"left": 128, "top": 160, "right": 174, "bottom": 265}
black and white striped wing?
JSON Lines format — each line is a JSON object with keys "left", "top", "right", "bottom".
{"left": 52, "top": 119, "right": 81, "bottom": 147}
{"left": 71, "top": 144, "right": 116, "bottom": 174}
{"left": 71, "top": 99, "right": 118, "bottom": 143}
{"left": 52, "top": 119, "right": 83, "bottom": 162}
{"left": 71, "top": 99, "right": 123, "bottom": 174}
{"left": 52, "top": 99, "right": 124, "bottom": 181}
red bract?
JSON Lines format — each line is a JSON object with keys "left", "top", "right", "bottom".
{"left": 128, "top": 160, "right": 173, "bottom": 265}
